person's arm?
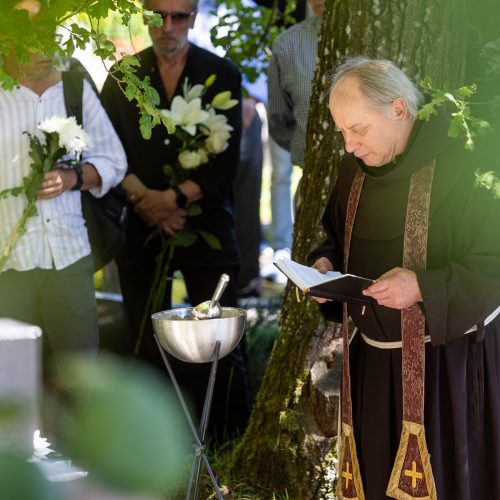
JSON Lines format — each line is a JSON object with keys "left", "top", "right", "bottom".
{"left": 36, "top": 162, "right": 101, "bottom": 199}
{"left": 130, "top": 177, "right": 201, "bottom": 226}
{"left": 268, "top": 36, "right": 295, "bottom": 152}
{"left": 416, "top": 185, "right": 500, "bottom": 345}
{"left": 305, "top": 187, "right": 345, "bottom": 322}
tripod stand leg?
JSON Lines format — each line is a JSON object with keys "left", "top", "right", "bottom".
{"left": 154, "top": 335, "right": 224, "bottom": 500}
{"left": 193, "top": 341, "right": 221, "bottom": 499}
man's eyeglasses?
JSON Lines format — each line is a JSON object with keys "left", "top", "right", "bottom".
{"left": 153, "top": 10, "right": 197, "bottom": 25}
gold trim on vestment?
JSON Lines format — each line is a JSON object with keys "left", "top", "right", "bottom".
{"left": 386, "top": 421, "right": 437, "bottom": 500}
{"left": 336, "top": 423, "right": 365, "bottom": 500}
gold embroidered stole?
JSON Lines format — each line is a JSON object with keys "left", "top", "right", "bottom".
{"left": 386, "top": 161, "right": 437, "bottom": 500}
{"left": 337, "top": 169, "right": 366, "bottom": 500}
{"left": 336, "top": 162, "right": 437, "bottom": 500}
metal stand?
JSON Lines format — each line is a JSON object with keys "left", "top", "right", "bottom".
{"left": 154, "top": 334, "right": 223, "bottom": 500}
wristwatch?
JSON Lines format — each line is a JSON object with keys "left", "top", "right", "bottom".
{"left": 173, "top": 185, "right": 188, "bottom": 208}
{"left": 71, "top": 164, "right": 84, "bottom": 191}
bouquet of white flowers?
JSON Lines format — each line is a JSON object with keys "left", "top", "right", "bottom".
{"left": 135, "top": 75, "right": 238, "bottom": 354}
{"left": 0, "top": 116, "right": 91, "bottom": 270}
{"left": 162, "top": 74, "right": 236, "bottom": 163}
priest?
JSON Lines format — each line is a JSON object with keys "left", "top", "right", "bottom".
{"left": 308, "top": 57, "right": 500, "bottom": 500}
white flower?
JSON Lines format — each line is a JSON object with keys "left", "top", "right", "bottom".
{"left": 185, "top": 84, "right": 205, "bottom": 102}
{"left": 196, "top": 148, "right": 209, "bottom": 165}
{"left": 32, "top": 429, "right": 54, "bottom": 459}
{"left": 202, "top": 109, "right": 233, "bottom": 154}
{"left": 161, "top": 96, "right": 209, "bottom": 136}
{"left": 38, "top": 116, "right": 92, "bottom": 155}
{"left": 178, "top": 150, "right": 204, "bottom": 169}
{"left": 205, "top": 130, "right": 231, "bottom": 154}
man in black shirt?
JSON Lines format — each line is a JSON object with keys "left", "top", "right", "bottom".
{"left": 101, "top": 0, "right": 249, "bottom": 441}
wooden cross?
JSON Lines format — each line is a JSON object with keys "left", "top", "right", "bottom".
{"left": 404, "top": 460, "right": 423, "bottom": 489}
{"left": 342, "top": 462, "right": 353, "bottom": 490}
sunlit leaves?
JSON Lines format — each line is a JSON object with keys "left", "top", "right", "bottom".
{"left": 210, "top": 0, "right": 296, "bottom": 85}
{"left": 418, "top": 78, "right": 490, "bottom": 151}
{"left": 0, "top": 1, "right": 175, "bottom": 139}
{"left": 475, "top": 170, "right": 500, "bottom": 199}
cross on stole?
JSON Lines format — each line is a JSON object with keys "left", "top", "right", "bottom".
{"left": 342, "top": 462, "right": 353, "bottom": 489}
{"left": 404, "top": 460, "right": 423, "bottom": 489}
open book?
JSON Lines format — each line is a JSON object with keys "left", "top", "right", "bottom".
{"left": 274, "top": 257, "right": 374, "bottom": 304}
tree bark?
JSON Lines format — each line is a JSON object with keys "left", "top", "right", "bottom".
{"left": 231, "top": 1, "right": 466, "bottom": 497}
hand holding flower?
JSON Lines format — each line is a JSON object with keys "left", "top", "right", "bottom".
{"left": 36, "top": 168, "right": 77, "bottom": 199}
{"left": 133, "top": 188, "right": 177, "bottom": 225}
{"left": 159, "top": 208, "right": 188, "bottom": 236}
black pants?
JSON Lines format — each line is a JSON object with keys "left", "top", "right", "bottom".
{"left": 118, "top": 260, "right": 250, "bottom": 442}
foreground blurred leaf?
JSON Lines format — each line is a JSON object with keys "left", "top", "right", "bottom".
{"left": 55, "top": 354, "right": 190, "bottom": 495}
{"left": 0, "top": 449, "right": 60, "bottom": 500}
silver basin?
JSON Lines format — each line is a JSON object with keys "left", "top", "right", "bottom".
{"left": 151, "top": 307, "right": 246, "bottom": 363}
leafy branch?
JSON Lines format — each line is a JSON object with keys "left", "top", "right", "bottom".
{"left": 210, "top": 0, "right": 296, "bottom": 84}
{"left": 417, "top": 78, "right": 491, "bottom": 150}
{"left": 0, "top": 1, "right": 174, "bottom": 138}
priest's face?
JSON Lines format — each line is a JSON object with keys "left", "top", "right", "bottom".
{"left": 146, "top": 0, "right": 197, "bottom": 58}
{"left": 329, "top": 77, "right": 410, "bottom": 167}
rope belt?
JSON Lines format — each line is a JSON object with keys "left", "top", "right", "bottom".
{"left": 357, "top": 305, "right": 500, "bottom": 350}
{"left": 360, "top": 332, "right": 431, "bottom": 349}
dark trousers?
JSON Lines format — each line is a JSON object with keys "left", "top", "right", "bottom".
{"left": 118, "top": 260, "right": 250, "bottom": 442}
{"left": 0, "top": 256, "right": 98, "bottom": 378}
{"left": 234, "top": 113, "right": 263, "bottom": 291}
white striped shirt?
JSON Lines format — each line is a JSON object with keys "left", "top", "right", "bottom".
{"left": 268, "top": 16, "right": 321, "bottom": 167}
{"left": 0, "top": 78, "right": 127, "bottom": 271}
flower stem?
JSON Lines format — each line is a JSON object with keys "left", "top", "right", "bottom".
{"left": 0, "top": 200, "right": 35, "bottom": 272}
{"left": 134, "top": 234, "right": 176, "bottom": 355}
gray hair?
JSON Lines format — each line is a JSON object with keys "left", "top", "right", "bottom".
{"left": 330, "top": 57, "right": 424, "bottom": 119}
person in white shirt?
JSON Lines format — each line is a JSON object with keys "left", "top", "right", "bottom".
{"left": 0, "top": 44, "right": 127, "bottom": 380}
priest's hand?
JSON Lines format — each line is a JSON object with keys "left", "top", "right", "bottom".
{"left": 132, "top": 188, "right": 176, "bottom": 225}
{"left": 311, "top": 257, "right": 334, "bottom": 303}
{"left": 158, "top": 208, "right": 187, "bottom": 236}
{"left": 362, "top": 267, "right": 423, "bottom": 309}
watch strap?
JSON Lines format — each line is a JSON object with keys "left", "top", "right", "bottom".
{"left": 71, "top": 164, "right": 84, "bottom": 191}
{"left": 173, "top": 185, "right": 188, "bottom": 208}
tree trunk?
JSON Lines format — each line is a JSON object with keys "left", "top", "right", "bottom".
{"left": 231, "top": 1, "right": 466, "bottom": 497}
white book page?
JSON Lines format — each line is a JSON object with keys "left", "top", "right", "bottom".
{"left": 274, "top": 257, "right": 341, "bottom": 291}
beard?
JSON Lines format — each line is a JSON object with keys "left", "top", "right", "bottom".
{"left": 154, "top": 35, "right": 188, "bottom": 56}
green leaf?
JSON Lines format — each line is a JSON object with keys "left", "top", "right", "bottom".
{"left": 173, "top": 227, "right": 198, "bottom": 247}
{"left": 120, "top": 54, "right": 140, "bottom": 68}
{"left": 55, "top": 355, "right": 189, "bottom": 495}
{"left": 447, "top": 115, "right": 462, "bottom": 138}
{"left": 0, "top": 450, "right": 61, "bottom": 500}
{"left": 198, "top": 230, "right": 222, "bottom": 250}
{"left": 139, "top": 113, "right": 152, "bottom": 140}
{"left": 160, "top": 113, "right": 176, "bottom": 134}
{"left": 143, "top": 10, "right": 163, "bottom": 28}
{"left": 186, "top": 203, "right": 202, "bottom": 216}
{"left": 417, "top": 102, "right": 437, "bottom": 121}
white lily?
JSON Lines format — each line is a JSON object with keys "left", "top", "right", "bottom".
{"left": 185, "top": 84, "right": 205, "bottom": 102}
{"left": 202, "top": 109, "right": 234, "bottom": 135}
{"left": 161, "top": 96, "right": 209, "bottom": 136}
{"left": 39, "top": 116, "right": 92, "bottom": 155}
{"left": 201, "top": 109, "right": 233, "bottom": 154}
